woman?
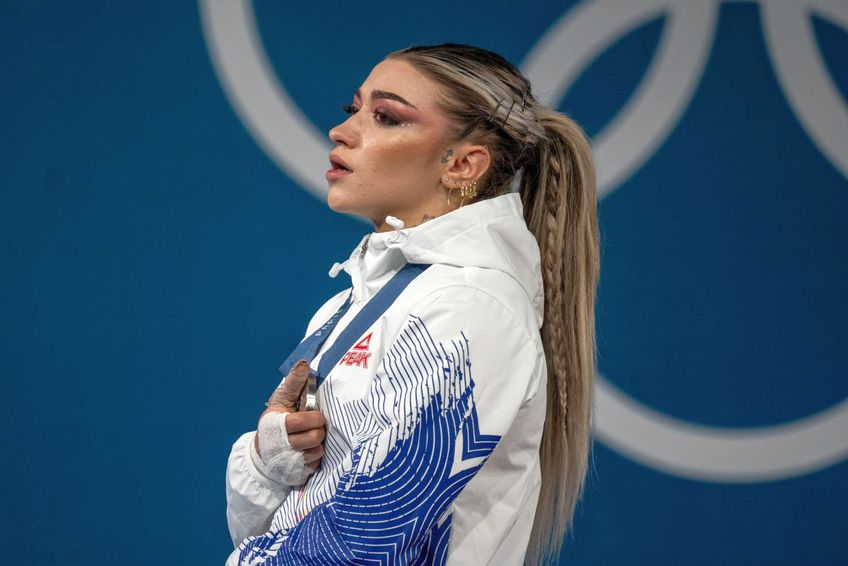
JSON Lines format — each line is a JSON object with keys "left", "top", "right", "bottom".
{"left": 225, "top": 43, "right": 599, "bottom": 566}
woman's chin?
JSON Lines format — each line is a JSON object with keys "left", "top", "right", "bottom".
{"left": 326, "top": 186, "right": 350, "bottom": 212}
{"left": 326, "top": 188, "right": 365, "bottom": 217}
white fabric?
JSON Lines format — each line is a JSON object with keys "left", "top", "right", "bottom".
{"left": 225, "top": 432, "right": 291, "bottom": 548}
{"left": 225, "top": 193, "right": 547, "bottom": 565}
{"left": 254, "top": 411, "right": 313, "bottom": 487}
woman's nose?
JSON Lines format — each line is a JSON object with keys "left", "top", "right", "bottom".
{"left": 329, "top": 118, "right": 355, "bottom": 147}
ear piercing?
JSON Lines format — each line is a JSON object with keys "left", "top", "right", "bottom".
{"left": 443, "top": 177, "right": 479, "bottom": 207}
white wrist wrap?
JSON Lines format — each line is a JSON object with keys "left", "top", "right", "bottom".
{"left": 253, "top": 411, "right": 313, "bottom": 487}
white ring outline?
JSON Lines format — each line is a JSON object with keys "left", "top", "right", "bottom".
{"left": 522, "top": 0, "right": 720, "bottom": 199}
{"left": 199, "top": 0, "right": 330, "bottom": 199}
{"left": 596, "top": 374, "right": 848, "bottom": 482}
{"left": 761, "top": 0, "right": 848, "bottom": 180}
{"left": 198, "top": 0, "right": 848, "bottom": 482}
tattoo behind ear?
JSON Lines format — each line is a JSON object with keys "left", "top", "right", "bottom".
{"left": 440, "top": 149, "right": 454, "bottom": 163}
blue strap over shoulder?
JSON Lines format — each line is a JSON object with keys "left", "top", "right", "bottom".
{"left": 278, "top": 262, "right": 431, "bottom": 388}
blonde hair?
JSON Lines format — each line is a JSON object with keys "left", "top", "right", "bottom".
{"left": 388, "top": 43, "right": 600, "bottom": 565}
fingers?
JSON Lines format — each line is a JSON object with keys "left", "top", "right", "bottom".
{"left": 288, "top": 426, "right": 326, "bottom": 450}
{"left": 266, "top": 359, "right": 310, "bottom": 410}
{"left": 285, "top": 411, "right": 326, "bottom": 434}
{"left": 302, "top": 444, "right": 325, "bottom": 465}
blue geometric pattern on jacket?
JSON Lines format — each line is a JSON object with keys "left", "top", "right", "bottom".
{"left": 236, "top": 316, "right": 501, "bottom": 565}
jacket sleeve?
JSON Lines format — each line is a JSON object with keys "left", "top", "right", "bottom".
{"left": 225, "top": 432, "right": 293, "bottom": 547}
{"left": 234, "top": 285, "right": 543, "bottom": 565}
{"left": 225, "top": 289, "right": 354, "bottom": 548}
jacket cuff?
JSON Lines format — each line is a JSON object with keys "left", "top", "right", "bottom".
{"left": 226, "top": 432, "right": 291, "bottom": 547}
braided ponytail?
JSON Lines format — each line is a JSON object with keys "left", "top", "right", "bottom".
{"left": 520, "top": 106, "right": 599, "bottom": 564}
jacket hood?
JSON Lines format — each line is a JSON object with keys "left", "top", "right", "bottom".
{"left": 329, "top": 193, "right": 544, "bottom": 328}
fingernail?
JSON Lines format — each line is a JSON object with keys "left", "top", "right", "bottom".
{"left": 290, "top": 360, "right": 310, "bottom": 380}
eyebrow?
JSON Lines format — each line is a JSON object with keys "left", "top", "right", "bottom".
{"left": 354, "top": 88, "right": 418, "bottom": 110}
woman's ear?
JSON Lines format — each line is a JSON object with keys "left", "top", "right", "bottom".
{"left": 444, "top": 143, "right": 490, "bottom": 185}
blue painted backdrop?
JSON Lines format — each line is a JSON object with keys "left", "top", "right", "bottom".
{"left": 2, "top": 1, "right": 846, "bottom": 564}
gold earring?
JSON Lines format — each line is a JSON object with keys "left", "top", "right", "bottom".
{"left": 444, "top": 177, "right": 456, "bottom": 207}
{"left": 459, "top": 180, "right": 478, "bottom": 200}
{"left": 444, "top": 178, "right": 478, "bottom": 207}
{"left": 458, "top": 180, "right": 478, "bottom": 206}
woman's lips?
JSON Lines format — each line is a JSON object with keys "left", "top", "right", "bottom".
{"left": 326, "top": 168, "right": 353, "bottom": 181}
{"left": 327, "top": 154, "right": 353, "bottom": 180}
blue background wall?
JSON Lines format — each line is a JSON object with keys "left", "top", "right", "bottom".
{"left": 2, "top": 1, "right": 846, "bottom": 564}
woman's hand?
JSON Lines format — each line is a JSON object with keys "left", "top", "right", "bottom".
{"left": 255, "top": 360, "right": 327, "bottom": 479}
{"left": 282, "top": 412, "right": 326, "bottom": 469}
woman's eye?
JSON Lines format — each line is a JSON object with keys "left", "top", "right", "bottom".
{"left": 374, "top": 110, "right": 399, "bottom": 126}
{"left": 340, "top": 103, "right": 399, "bottom": 126}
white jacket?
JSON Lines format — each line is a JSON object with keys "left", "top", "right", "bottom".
{"left": 225, "top": 193, "right": 547, "bottom": 566}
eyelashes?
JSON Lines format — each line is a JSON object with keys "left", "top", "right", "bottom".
{"left": 341, "top": 103, "right": 400, "bottom": 126}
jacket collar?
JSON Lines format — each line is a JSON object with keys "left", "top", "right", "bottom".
{"left": 329, "top": 193, "right": 544, "bottom": 328}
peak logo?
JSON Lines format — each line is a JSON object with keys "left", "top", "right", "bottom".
{"left": 339, "top": 332, "right": 372, "bottom": 369}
